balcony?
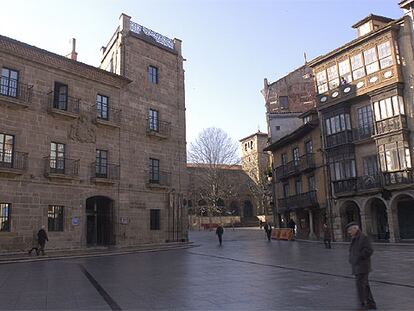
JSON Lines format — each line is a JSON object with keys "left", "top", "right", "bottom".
{"left": 0, "top": 78, "right": 33, "bottom": 108}
{"left": 332, "top": 178, "right": 357, "bottom": 194}
{"left": 0, "top": 151, "right": 28, "bottom": 176}
{"left": 357, "top": 174, "right": 382, "bottom": 191}
{"left": 278, "top": 190, "right": 318, "bottom": 212}
{"left": 325, "top": 130, "right": 353, "bottom": 148}
{"left": 94, "top": 107, "right": 121, "bottom": 128}
{"left": 352, "top": 127, "right": 374, "bottom": 142}
{"left": 44, "top": 157, "right": 79, "bottom": 179}
{"left": 47, "top": 91, "right": 80, "bottom": 118}
{"left": 91, "top": 162, "right": 120, "bottom": 184}
{"left": 375, "top": 115, "right": 407, "bottom": 136}
{"left": 147, "top": 170, "right": 171, "bottom": 188}
{"left": 383, "top": 170, "right": 413, "bottom": 186}
{"left": 275, "top": 154, "right": 315, "bottom": 181}
{"left": 146, "top": 119, "right": 171, "bottom": 139}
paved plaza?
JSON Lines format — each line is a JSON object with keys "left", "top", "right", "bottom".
{"left": 1, "top": 228, "right": 414, "bottom": 310}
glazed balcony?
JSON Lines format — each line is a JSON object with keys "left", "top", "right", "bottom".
{"left": 91, "top": 162, "right": 120, "bottom": 183}
{"left": 44, "top": 157, "right": 79, "bottom": 179}
{"left": 47, "top": 91, "right": 80, "bottom": 118}
{"left": 375, "top": 115, "right": 407, "bottom": 136}
{"left": 325, "top": 130, "right": 353, "bottom": 148}
{"left": 146, "top": 119, "right": 171, "bottom": 139}
{"left": 0, "top": 78, "right": 33, "bottom": 108}
{"left": 0, "top": 151, "right": 28, "bottom": 175}
{"left": 278, "top": 190, "right": 318, "bottom": 212}
{"left": 275, "top": 154, "right": 315, "bottom": 181}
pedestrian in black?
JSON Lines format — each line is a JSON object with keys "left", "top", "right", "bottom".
{"left": 37, "top": 225, "right": 49, "bottom": 255}
{"left": 346, "top": 222, "right": 376, "bottom": 310}
{"left": 264, "top": 222, "right": 272, "bottom": 241}
{"left": 216, "top": 224, "right": 224, "bottom": 246}
{"left": 323, "top": 223, "right": 332, "bottom": 249}
{"left": 288, "top": 219, "right": 296, "bottom": 236}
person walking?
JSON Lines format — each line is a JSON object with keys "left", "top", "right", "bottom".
{"left": 288, "top": 219, "right": 296, "bottom": 236}
{"left": 37, "top": 225, "right": 49, "bottom": 255}
{"left": 323, "top": 223, "right": 332, "bottom": 249}
{"left": 264, "top": 222, "right": 272, "bottom": 241}
{"left": 216, "top": 224, "right": 224, "bottom": 246}
{"left": 346, "top": 222, "right": 376, "bottom": 310}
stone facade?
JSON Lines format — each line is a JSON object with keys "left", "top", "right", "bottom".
{"left": 0, "top": 14, "right": 187, "bottom": 252}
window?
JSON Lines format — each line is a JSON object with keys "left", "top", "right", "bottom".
{"left": 377, "top": 41, "right": 393, "bottom": 69}
{"left": 295, "top": 177, "right": 302, "bottom": 195}
{"left": 150, "top": 209, "right": 161, "bottom": 230}
{"left": 0, "top": 67, "right": 18, "bottom": 97}
{"left": 149, "top": 109, "right": 159, "bottom": 131}
{"left": 316, "top": 70, "right": 328, "bottom": 94}
{"left": 281, "top": 153, "right": 288, "bottom": 165}
{"left": 250, "top": 141, "right": 254, "bottom": 149}
{"left": 373, "top": 95, "right": 404, "bottom": 121}
{"left": 275, "top": 126, "right": 280, "bottom": 131}
{"left": 148, "top": 66, "right": 158, "bottom": 84}
{"left": 283, "top": 183, "right": 289, "bottom": 198}
{"left": 364, "top": 47, "right": 379, "bottom": 74}
{"left": 50, "top": 142, "right": 65, "bottom": 174}
{"left": 350, "top": 53, "right": 365, "bottom": 80}
{"left": 96, "top": 149, "right": 108, "bottom": 178}
{"left": 303, "top": 116, "right": 310, "bottom": 124}
{"left": 327, "top": 65, "right": 339, "bottom": 90}
{"left": 149, "top": 158, "right": 160, "bottom": 183}
{"left": 325, "top": 113, "right": 351, "bottom": 135}
{"left": 48, "top": 205, "right": 64, "bottom": 231}
{"left": 305, "top": 140, "right": 313, "bottom": 154}
{"left": 0, "top": 133, "right": 14, "bottom": 167}
{"left": 363, "top": 156, "right": 378, "bottom": 176}
{"left": 357, "top": 105, "right": 373, "bottom": 136}
{"left": 378, "top": 142, "right": 411, "bottom": 172}
{"left": 53, "top": 82, "right": 68, "bottom": 110}
{"left": 96, "top": 94, "right": 109, "bottom": 120}
{"left": 308, "top": 175, "right": 316, "bottom": 191}
{"left": 292, "top": 147, "right": 300, "bottom": 166}
{"left": 329, "top": 154, "right": 356, "bottom": 181}
{"left": 338, "top": 59, "right": 352, "bottom": 84}
{"left": 279, "top": 96, "right": 289, "bottom": 109}
{"left": 0, "top": 203, "right": 10, "bottom": 232}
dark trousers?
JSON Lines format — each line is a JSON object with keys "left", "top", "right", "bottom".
{"left": 266, "top": 230, "right": 272, "bottom": 241}
{"left": 217, "top": 234, "right": 222, "bottom": 246}
{"left": 356, "top": 273, "right": 376, "bottom": 307}
{"left": 38, "top": 242, "right": 46, "bottom": 255}
{"left": 324, "top": 239, "right": 331, "bottom": 248}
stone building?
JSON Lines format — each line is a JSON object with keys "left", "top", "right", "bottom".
{"left": 264, "top": 110, "right": 327, "bottom": 239}
{"left": 0, "top": 13, "right": 187, "bottom": 251}
{"left": 240, "top": 131, "right": 272, "bottom": 218}
{"left": 308, "top": 1, "right": 414, "bottom": 242}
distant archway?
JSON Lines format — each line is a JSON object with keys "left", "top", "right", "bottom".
{"left": 243, "top": 200, "right": 254, "bottom": 218}
{"left": 86, "top": 196, "right": 114, "bottom": 246}
{"left": 340, "top": 200, "right": 361, "bottom": 241}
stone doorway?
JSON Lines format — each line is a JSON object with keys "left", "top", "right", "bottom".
{"left": 86, "top": 196, "right": 114, "bottom": 246}
{"left": 368, "top": 198, "right": 389, "bottom": 241}
{"left": 340, "top": 201, "right": 361, "bottom": 241}
{"left": 397, "top": 195, "right": 414, "bottom": 239}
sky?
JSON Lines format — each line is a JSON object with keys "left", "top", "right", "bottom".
{"left": 0, "top": 0, "right": 402, "bottom": 145}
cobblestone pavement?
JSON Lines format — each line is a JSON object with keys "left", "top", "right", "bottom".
{"left": 1, "top": 228, "right": 414, "bottom": 310}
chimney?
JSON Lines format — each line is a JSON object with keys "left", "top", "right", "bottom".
{"left": 66, "top": 38, "right": 78, "bottom": 61}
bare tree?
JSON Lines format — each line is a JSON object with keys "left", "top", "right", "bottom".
{"left": 188, "top": 128, "right": 240, "bottom": 223}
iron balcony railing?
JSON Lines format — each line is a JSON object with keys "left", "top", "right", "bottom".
{"left": 278, "top": 190, "right": 318, "bottom": 211}
{"left": 149, "top": 170, "right": 171, "bottom": 186}
{"left": 96, "top": 106, "right": 121, "bottom": 125}
{"left": 47, "top": 91, "right": 80, "bottom": 115}
{"left": 375, "top": 115, "right": 407, "bottom": 136}
{"left": 0, "top": 151, "right": 28, "bottom": 171}
{"left": 275, "top": 153, "right": 315, "bottom": 181}
{"left": 0, "top": 77, "right": 33, "bottom": 104}
{"left": 44, "top": 157, "right": 79, "bottom": 177}
{"left": 333, "top": 170, "right": 413, "bottom": 195}
{"left": 325, "top": 130, "right": 353, "bottom": 148}
{"left": 91, "top": 162, "right": 120, "bottom": 180}
{"left": 352, "top": 127, "right": 374, "bottom": 142}
{"left": 146, "top": 119, "right": 171, "bottom": 137}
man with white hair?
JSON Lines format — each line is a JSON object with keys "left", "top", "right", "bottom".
{"left": 346, "top": 222, "right": 376, "bottom": 310}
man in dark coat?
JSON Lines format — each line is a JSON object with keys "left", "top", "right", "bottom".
{"left": 323, "top": 223, "right": 332, "bottom": 249}
{"left": 264, "top": 222, "right": 272, "bottom": 241}
{"left": 288, "top": 219, "right": 296, "bottom": 236}
{"left": 37, "top": 226, "right": 49, "bottom": 255}
{"left": 347, "top": 222, "right": 376, "bottom": 310}
{"left": 216, "top": 224, "right": 224, "bottom": 246}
